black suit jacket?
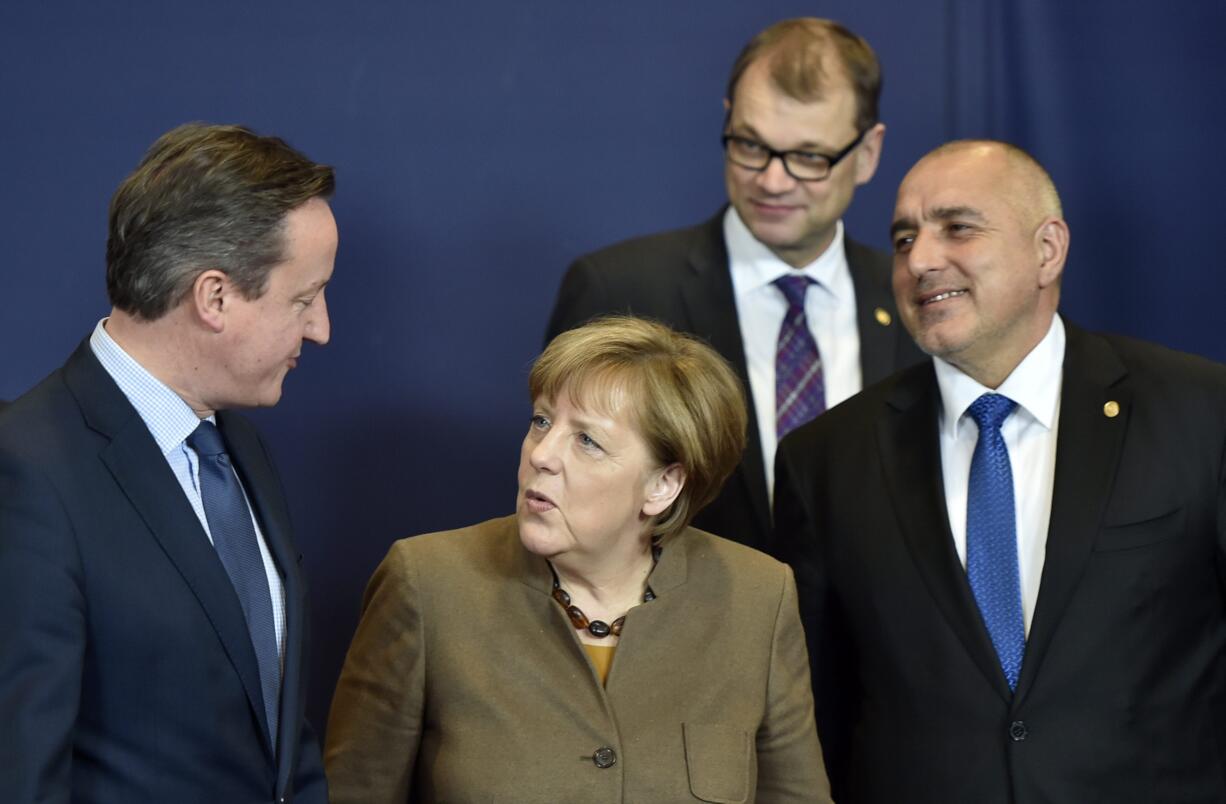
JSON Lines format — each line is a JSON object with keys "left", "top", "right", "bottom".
{"left": 773, "top": 322, "right": 1226, "bottom": 803}
{"left": 0, "top": 341, "right": 327, "bottom": 803}
{"left": 546, "top": 211, "right": 924, "bottom": 550}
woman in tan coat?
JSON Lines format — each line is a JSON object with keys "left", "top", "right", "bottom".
{"left": 325, "top": 316, "right": 831, "bottom": 804}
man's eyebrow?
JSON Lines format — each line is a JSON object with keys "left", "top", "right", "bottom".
{"left": 889, "top": 217, "right": 915, "bottom": 237}
{"left": 889, "top": 206, "right": 986, "bottom": 237}
{"left": 725, "top": 123, "right": 833, "bottom": 152}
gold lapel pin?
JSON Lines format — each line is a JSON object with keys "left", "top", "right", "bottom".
{"left": 874, "top": 307, "right": 892, "bottom": 326}
{"left": 1103, "top": 400, "right": 1120, "bottom": 418}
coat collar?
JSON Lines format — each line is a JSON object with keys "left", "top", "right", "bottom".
{"left": 510, "top": 516, "right": 693, "bottom": 600}
{"left": 1013, "top": 323, "right": 1128, "bottom": 703}
{"left": 845, "top": 235, "right": 903, "bottom": 387}
{"left": 878, "top": 361, "right": 1014, "bottom": 699}
{"left": 678, "top": 211, "right": 772, "bottom": 540}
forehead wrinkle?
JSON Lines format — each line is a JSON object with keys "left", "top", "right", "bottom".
{"left": 929, "top": 205, "right": 988, "bottom": 223}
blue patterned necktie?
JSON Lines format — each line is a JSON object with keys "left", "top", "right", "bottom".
{"left": 774, "top": 275, "right": 826, "bottom": 440}
{"left": 188, "top": 421, "right": 281, "bottom": 745}
{"left": 965, "top": 393, "right": 1025, "bottom": 692}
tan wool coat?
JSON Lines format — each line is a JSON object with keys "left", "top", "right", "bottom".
{"left": 325, "top": 515, "right": 831, "bottom": 804}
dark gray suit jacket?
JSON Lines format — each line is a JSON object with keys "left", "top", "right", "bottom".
{"left": 0, "top": 340, "right": 326, "bottom": 803}
{"left": 774, "top": 323, "right": 1226, "bottom": 803}
{"left": 547, "top": 210, "right": 924, "bottom": 551}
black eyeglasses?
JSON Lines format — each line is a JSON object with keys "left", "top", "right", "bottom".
{"left": 721, "top": 128, "right": 868, "bottom": 181}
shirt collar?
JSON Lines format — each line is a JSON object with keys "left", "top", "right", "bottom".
{"left": 89, "top": 318, "right": 207, "bottom": 455}
{"left": 934, "top": 314, "right": 1066, "bottom": 439}
{"left": 724, "top": 206, "right": 849, "bottom": 300}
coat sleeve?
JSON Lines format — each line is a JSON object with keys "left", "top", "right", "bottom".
{"left": 0, "top": 450, "right": 86, "bottom": 804}
{"left": 754, "top": 564, "right": 834, "bottom": 804}
{"left": 772, "top": 435, "right": 857, "bottom": 801}
{"left": 325, "top": 541, "right": 427, "bottom": 803}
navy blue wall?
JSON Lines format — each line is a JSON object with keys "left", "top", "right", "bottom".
{"left": 3, "top": 0, "right": 1222, "bottom": 733}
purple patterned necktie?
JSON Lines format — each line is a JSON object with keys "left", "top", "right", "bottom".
{"left": 774, "top": 274, "right": 826, "bottom": 440}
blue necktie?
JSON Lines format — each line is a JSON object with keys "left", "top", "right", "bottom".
{"left": 188, "top": 421, "right": 281, "bottom": 745}
{"left": 965, "top": 393, "right": 1025, "bottom": 691}
{"left": 774, "top": 275, "right": 826, "bottom": 440}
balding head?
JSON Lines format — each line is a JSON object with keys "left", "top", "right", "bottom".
{"left": 890, "top": 140, "right": 1070, "bottom": 388}
{"left": 918, "top": 140, "right": 1063, "bottom": 227}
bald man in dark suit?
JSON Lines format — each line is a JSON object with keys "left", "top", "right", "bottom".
{"left": 775, "top": 140, "right": 1226, "bottom": 803}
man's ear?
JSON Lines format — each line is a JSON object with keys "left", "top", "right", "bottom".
{"left": 853, "top": 122, "right": 886, "bottom": 186}
{"left": 1035, "top": 217, "right": 1070, "bottom": 289}
{"left": 192, "top": 269, "right": 230, "bottom": 333}
{"left": 643, "top": 463, "right": 686, "bottom": 517}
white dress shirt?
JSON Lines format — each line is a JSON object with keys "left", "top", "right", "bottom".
{"left": 89, "top": 319, "right": 286, "bottom": 661}
{"left": 935, "top": 315, "right": 1065, "bottom": 634}
{"left": 725, "top": 207, "right": 862, "bottom": 499}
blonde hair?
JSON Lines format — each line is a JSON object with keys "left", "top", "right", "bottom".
{"left": 530, "top": 317, "right": 748, "bottom": 540}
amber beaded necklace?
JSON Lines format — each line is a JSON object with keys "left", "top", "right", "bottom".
{"left": 549, "top": 544, "right": 661, "bottom": 639}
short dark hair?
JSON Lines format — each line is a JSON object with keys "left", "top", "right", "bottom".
{"left": 726, "top": 18, "right": 882, "bottom": 133}
{"left": 106, "top": 123, "right": 335, "bottom": 320}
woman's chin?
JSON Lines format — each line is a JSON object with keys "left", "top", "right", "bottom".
{"left": 516, "top": 515, "right": 565, "bottom": 558}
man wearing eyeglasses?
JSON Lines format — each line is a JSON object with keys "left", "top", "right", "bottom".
{"left": 546, "top": 18, "right": 923, "bottom": 553}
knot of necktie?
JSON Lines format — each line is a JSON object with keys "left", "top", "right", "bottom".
{"left": 968, "top": 393, "right": 1017, "bottom": 433}
{"left": 187, "top": 420, "right": 227, "bottom": 459}
{"left": 773, "top": 274, "right": 815, "bottom": 311}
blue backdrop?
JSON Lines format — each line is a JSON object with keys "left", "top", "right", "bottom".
{"left": 2, "top": 0, "right": 1222, "bottom": 734}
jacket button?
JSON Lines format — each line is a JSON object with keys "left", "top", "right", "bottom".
{"left": 1009, "top": 720, "right": 1028, "bottom": 741}
{"left": 592, "top": 746, "right": 617, "bottom": 768}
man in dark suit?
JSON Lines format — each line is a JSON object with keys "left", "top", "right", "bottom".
{"left": 774, "top": 139, "right": 1226, "bottom": 802}
{"left": 547, "top": 18, "right": 922, "bottom": 551}
{"left": 0, "top": 124, "right": 336, "bottom": 803}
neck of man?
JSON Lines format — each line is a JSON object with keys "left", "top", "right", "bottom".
{"left": 767, "top": 225, "right": 837, "bottom": 270}
{"left": 953, "top": 308, "right": 1059, "bottom": 390}
{"left": 105, "top": 307, "right": 214, "bottom": 419}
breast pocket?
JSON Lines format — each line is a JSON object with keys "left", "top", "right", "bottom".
{"left": 1093, "top": 505, "right": 1184, "bottom": 552}
{"left": 684, "top": 723, "right": 751, "bottom": 803}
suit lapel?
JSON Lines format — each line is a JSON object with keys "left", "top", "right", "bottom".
{"left": 64, "top": 342, "right": 274, "bottom": 758}
{"left": 218, "top": 413, "right": 301, "bottom": 780}
{"left": 1015, "top": 324, "right": 1129, "bottom": 700}
{"left": 845, "top": 237, "right": 902, "bottom": 386}
{"left": 678, "top": 214, "right": 771, "bottom": 538}
{"left": 878, "top": 365, "right": 1014, "bottom": 700}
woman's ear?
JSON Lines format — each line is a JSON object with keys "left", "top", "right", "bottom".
{"left": 643, "top": 463, "right": 686, "bottom": 517}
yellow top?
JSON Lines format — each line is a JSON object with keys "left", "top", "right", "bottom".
{"left": 582, "top": 643, "right": 616, "bottom": 685}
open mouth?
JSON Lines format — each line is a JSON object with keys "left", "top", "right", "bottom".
{"left": 524, "top": 489, "right": 556, "bottom": 511}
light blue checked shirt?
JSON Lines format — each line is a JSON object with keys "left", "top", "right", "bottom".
{"left": 89, "top": 319, "right": 286, "bottom": 664}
